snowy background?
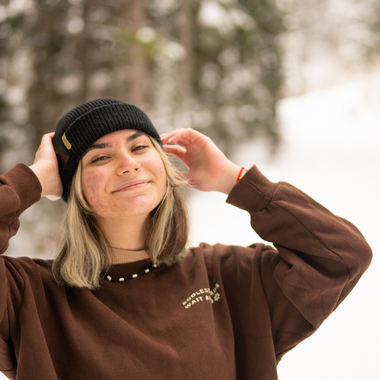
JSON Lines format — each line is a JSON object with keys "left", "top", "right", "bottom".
{"left": 188, "top": 69, "right": 380, "bottom": 380}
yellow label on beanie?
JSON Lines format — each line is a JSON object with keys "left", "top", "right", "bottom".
{"left": 62, "top": 133, "right": 72, "bottom": 150}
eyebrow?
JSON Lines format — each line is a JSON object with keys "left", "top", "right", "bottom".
{"left": 83, "top": 131, "right": 146, "bottom": 156}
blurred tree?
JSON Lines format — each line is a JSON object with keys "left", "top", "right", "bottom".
{"left": 0, "top": 6, "right": 28, "bottom": 173}
{"left": 366, "top": 0, "right": 380, "bottom": 59}
{"left": 193, "top": 0, "right": 286, "bottom": 153}
{"left": 0, "top": 97, "right": 11, "bottom": 175}
{"left": 1, "top": 0, "right": 287, "bottom": 161}
{"left": 2, "top": 0, "right": 379, "bottom": 163}
{"left": 0, "top": 0, "right": 287, "bottom": 256}
{"left": 2, "top": 0, "right": 378, "bottom": 257}
{"left": 278, "top": 0, "right": 380, "bottom": 95}
{"left": 148, "top": 0, "right": 286, "bottom": 154}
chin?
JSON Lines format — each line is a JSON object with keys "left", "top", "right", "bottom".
{"left": 98, "top": 200, "right": 163, "bottom": 220}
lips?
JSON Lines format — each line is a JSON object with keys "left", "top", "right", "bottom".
{"left": 112, "top": 180, "right": 150, "bottom": 193}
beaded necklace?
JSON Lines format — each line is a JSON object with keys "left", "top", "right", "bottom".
{"left": 100, "top": 263, "right": 159, "bottom": 282}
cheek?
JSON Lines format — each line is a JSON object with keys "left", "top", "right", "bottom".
{"left": 82, "top": 171, "right": 108, "bottom": 210}
{"left": 152, "top": 161, "right": 167, "bottom": 191}
{"left": 144, "top": 153, "right": 167, "bottom": 184}
{"left": 160, "top": 168, "right": 167, "bottom": 191}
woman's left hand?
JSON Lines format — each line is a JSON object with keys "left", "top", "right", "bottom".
{"left": 160, "top": 128, "right": 241, "bottom": 194}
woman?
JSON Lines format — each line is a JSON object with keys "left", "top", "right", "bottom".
{"left": 0, "top": 98, "right": 372, "bottom": 380}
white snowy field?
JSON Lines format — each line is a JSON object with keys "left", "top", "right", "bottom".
{"left": 188, "top": 71, "right": 380, "bottom": 380}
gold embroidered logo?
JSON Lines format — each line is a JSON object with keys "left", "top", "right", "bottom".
{"left": 182, "top": 283, "right": 220, "bottom": 309}
{"left": 62, "top": 133, "right": 72, "bottom": 150}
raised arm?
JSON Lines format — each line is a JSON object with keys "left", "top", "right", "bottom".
{"left": 160, "top": 128, "right": 241, "bottom": 194}
{"left": 29, "top": 132, "right": 62, "bottom": 200}
{"left": 226, "top": 165, "right": 372, "bottom": 359}
{"left": 161, "top": 129, "right": 372, "bottom": 361}
{"left": 0, "top": 164, "right": 42, "bottom": 255}
{"left": 0, "top": 133, "right": 62, "bottom": 254}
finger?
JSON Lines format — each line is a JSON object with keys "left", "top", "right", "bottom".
{"left": 160, "top": 132, "right": 182, "bottom": 145}
{"left": 160, "top": 129, "right": 185, "bottom": 143}
{"left": 163, "top": 145, "right": 187, "bottom": 160}
{"left": 41, "top": 132, "right": 55, "bottom": 144}
{"left": 168, "top": 135, "right": 194, "bottom": 146}
{"left": 175, "top": 138, "right": 189, "bottom": 148}
{"left": 34, "top": 133, "right": 56, "bottom": 163}
{"left": 160, "top": 128, "right": 198, "bottom": 145}
{"left": 37, "top": 132, "right": 55, "bottom": 152}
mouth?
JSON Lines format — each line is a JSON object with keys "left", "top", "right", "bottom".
{"left": 112, "top": 180, "right": 150, "bottom": 193}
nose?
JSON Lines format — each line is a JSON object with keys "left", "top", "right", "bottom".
{"left": 116, "top": 154, "right": 141, "bottom": 175}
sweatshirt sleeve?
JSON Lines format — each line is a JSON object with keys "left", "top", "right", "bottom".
{"left": 226, "top": 165, "right": 372, "bottom": 359}
{"left": 0, "top": 164, "right": 42, "bottom": 371}
{"left": 0, "top": 164, "right": 42, "bottom": 255}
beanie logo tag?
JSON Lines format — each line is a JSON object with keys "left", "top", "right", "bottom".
{"left": 62, "top": 133, "right": 72, "bottom": 150}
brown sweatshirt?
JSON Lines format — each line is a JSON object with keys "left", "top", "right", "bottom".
{"left": 0, "top": 164, "right": 372, "bottom": 380}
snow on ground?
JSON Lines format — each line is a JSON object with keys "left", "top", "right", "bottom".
{"left": 189, "top": 70, "right": 380, "bottom": 380}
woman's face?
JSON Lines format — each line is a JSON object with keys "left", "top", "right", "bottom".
{"left": 81, "top": 129, "right": 167, "bottom": 221}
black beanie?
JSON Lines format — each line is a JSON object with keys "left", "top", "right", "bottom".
{"left": 52, "top": 98, "right": 162, "bottom": 203}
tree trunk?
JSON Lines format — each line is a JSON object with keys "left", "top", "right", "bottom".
{"left": 126, "top": 0, "right": 147, "bottom": 108}
{"left": 177, "top": 0, "right": 196, "bottom": 109}
{"left": 78, "top": 3, "right": 90, "bottom": 103}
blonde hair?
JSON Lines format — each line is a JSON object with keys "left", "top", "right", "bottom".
{"left": 52, "top": 138, "right": 190, "bottom": 289}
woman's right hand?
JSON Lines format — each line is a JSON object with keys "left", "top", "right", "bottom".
{"left": 29, "top": 132, "right": 63, "bottom": 201}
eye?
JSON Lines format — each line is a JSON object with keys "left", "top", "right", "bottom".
{"left": 132, "top": 144, "right": 148, "bottom": 152}
{"left": 91, "top": 156, "right": 109, "bottom": 164}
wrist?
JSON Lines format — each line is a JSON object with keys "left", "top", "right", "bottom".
{"left": 29, "top": 162, "right": 48, "bottom": 196}
{"left": 218, "top": 164, "right": 242, "bottom": 195}
{"left": 236, "top": 167, "right": 248, "bottom": 182}
{"left": 29, "top": 161, "right": 62, "bottom": 200}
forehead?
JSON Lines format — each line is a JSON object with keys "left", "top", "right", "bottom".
{"left": 93, "top": 129, "right": 145, "bottom": 143}
{"left": 83, "top": 129, "right": 150, "bottom": 156}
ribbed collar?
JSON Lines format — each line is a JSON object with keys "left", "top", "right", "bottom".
{"left": 110, "top": 247, "right": 150, "bottom": 264}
